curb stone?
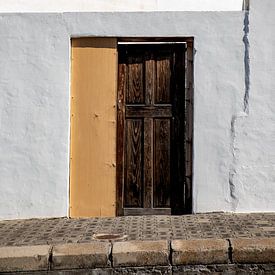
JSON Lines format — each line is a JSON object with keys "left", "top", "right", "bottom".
{"left": 112, "top": 240, "right": 169, "bottom": 267}
{"left": 51, "top": 242, "right": 111, "bottom": 270}
{"left": 231, "top": 238, "right": 275, "bottom": 264}
{"left": 0, "top": 238, "right": 275, "bottom": 272}
{"left": 172, "top": 239, "right": 229, "bottom": 265}
{"left": 0, "top": 245, "right": 51, "bottom": 272}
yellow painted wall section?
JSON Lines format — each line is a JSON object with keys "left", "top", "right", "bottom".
{"left": 70, "top": 38, "right": 117, "bottom": 217}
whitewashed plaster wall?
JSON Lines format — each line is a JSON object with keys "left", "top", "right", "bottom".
{"left": 230, "top": 0, "right": 275, "bottom": 212}
{"left": 0, "top": 0, "right": 274, "bottom": 220}
{"left": 0, "top": 0, "right": 243, "bottom": 12}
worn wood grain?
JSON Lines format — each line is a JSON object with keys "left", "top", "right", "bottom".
{"left": 127, "top": 56, "right": 144, "bottom": 104}
{"left": 184, "top": 41, "right": 194, "bottom": 214}
{"left": 145, "top": 57, "right": 155, "bottom": 105}
{"left": 126, "top": 105, "right": 172, "bottom": 118}
{"left": 154, "top": 119, "right": 171, "bottom": 208}
{"left": 116, "top": 62, "right": 127, "bottom": 216}
{"left": 171, "top": 45, "right": 186, "bottom": 214}
{"left": 117, "top": 42, "right": 193, "bottom": 215}
{"left": 124, "top": 208, "right": 171, "bottom": 216}
{"left": 144, "top": 118, "right": 153, "bottom": 208}
{"left": 124, "top": 119, "right": 143, "bottom": 207}
{"left": 156, "top": 55, "right": 171, "bottom": 104}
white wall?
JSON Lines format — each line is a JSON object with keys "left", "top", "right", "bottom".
{"left": 0, "top": 14, "right": 70, "bottom": 219}
{"left": 0, "top": 0, "right": 274, "bottom": 219}
{"left": 230, "top": 0, "right": 275, "bottom": 212}
{"left": 0, "top": 0, "right": 243, "bottom": 12}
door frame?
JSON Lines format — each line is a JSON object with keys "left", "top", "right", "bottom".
{"left": 116, "top": 37, "right": 194, "bottom": 216}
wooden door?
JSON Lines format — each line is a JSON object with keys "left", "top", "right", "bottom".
{"left": 117, "top": 43, "right": 191, "bottom": 215}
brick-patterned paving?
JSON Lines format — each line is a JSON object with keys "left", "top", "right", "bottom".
{"left": 0, "top": 213, "right": 275, "bottom": 247}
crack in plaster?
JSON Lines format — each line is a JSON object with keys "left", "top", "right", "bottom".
{"left": 229, "top": 115, "right": 239, "bottom": 211}
{"left": 243, "top": 0, "right": 250, "bottom": 114}
{"left": 228, "top": 1, "right": 250, "bottom": 211}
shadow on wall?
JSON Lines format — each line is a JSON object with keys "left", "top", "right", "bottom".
{"left": 243, "top": 0, "right": 250, "bottom": 114}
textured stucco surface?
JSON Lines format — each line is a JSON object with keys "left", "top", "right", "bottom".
{"left": 0, "top": 0, "right": 243, "bottom": 12}
{"left": 0, "top": 14, "right": 70, "bottom": 219}
{"left": 0, "top": 0, "right": 274, "bottom": 219}
{"left": 228, "top": 0, "right": 275, "bottom": 212}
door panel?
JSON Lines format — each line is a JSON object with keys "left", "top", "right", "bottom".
{"left": 143, "top": 117, "right": 153, "bottom": 208}
{"left": 154, "top": 119, "right": 171, "bottom": 208}
{"left": 156, "top": 56, "right": 172, "bottom": 104}
{"left": 145, "top": 58, "right": 155, "bottom": 105}
{"left": 117, "top": 43, "right": 190, "bottom": 215}
{"left": 127, "top": 56, "right": 144, "bottom": 104}
{"left": 124, "top": 119, "right": 143, "bottom": 207}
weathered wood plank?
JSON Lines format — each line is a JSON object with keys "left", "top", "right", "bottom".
{"left": 184, "top": 41, "right": 194, "bottom": 214}
{"left": 124, "top": 208, "right": 171, "bottom": 216}
{"left": 154, "top": 119, "right": 171, "bottom": 208}
{"left": 156, "top": 54, "right": 171, "bottom": 104}
{"left": 126, "top": 105, "right": 172, "bottom": 118}
{"left": 127, "top": 55, "right": 144, "bottom": 104}
{"left": 143, "top": 118, "right": 153, "bottom": 208}
{"left": 116, "top": 62, "right": 127, "bottom": 216}
{"left": 143, "top": 55, "right": 155, "bottom": 209}
{"left": 124, "top": 119, "right": 143, "bottom": 207}
{"left": 145, "top": 57, "right": 155, "bottom": 105}
{"left": 171, "top": 45, "right": 186, "bottom": 214}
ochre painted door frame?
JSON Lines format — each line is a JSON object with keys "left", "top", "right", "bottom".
{"left": 70, "top": 38, "right": 117, "bottom": 217}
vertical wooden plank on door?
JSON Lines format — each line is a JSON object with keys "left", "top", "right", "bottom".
{"left": 156, "top": 53, "right": 171, "bottom": 104}
{"left": 117, "top": 60, "right": 127, "bottom": 216}
{"left": 143, "top": 118, "right": 153, "bottom": 208}
{"left": 154, "top": 50, "right": 172, "bottom": 208}
{"left": 144, "top": 56, "right": 155, "bottom": 208}
{"left": 154, "top": 119, "right": 171, "bottom": 208}
{"left": 70, "top": 38, "right": 117, "bottom": 217}
{"left": 171, "top": 44, "right": 186, "bottom": 214}
{"left": 123, "top": 50, "right": 145, "bottom": 209}
{"left": 127, "top": 55, "right": 144, "bottom": 104}
{"left": 184, "top": 41, "right": 194, "bottom": 213}
{"left": 124, "top": 119, "right": 144, "bottom": 207}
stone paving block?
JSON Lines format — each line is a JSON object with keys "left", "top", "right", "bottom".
{"left": 112, "top": 240, "right": 169, "bottom": 267}
{"left": 52, "top": 242, "right": 110, "bottom": 270}
{"left": 0, "top": 245, "right": 50, "bottom": 272}
{"left": 172, "top": 239, "right": 229, "bottom": 265}
{"left": 1, "top": 213, "right": 275, "bottom": 246}
{"left": 231, "top": 238, "right": 275, "bottom": 263}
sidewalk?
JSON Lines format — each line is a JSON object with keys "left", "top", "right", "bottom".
{"left": 0, "top": 213, "right": 275, "bottom": 273}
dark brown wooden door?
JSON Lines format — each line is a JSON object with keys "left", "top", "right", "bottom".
{"left": 117, "top": 43, "right": 191, "bottom": 215}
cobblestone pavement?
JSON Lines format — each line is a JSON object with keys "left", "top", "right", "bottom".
{"left": 0, "top": 213, "right": 275, "bottom": 247}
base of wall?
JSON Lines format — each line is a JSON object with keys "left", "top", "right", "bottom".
{"left": 10, "top": 264, "right": 275, "bottom": 274}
